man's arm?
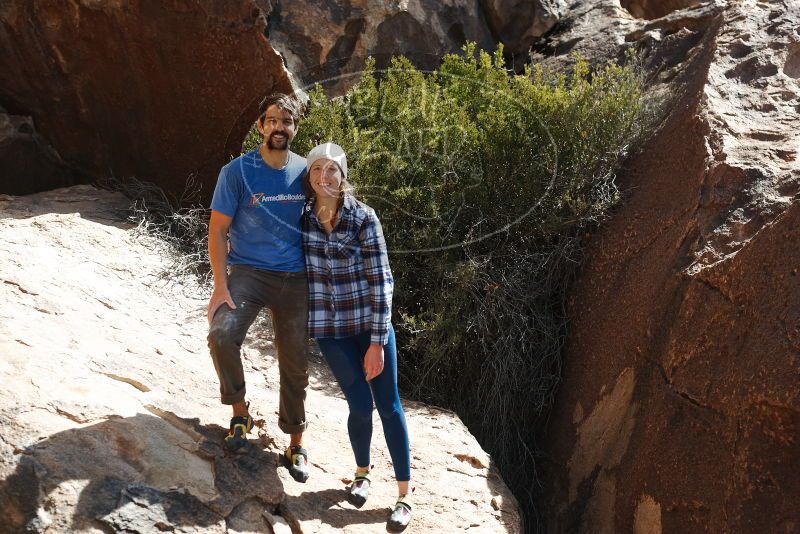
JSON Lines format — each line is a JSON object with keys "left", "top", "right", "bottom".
{"left": 207, "top": 210, "right": 236, "bottom": 324}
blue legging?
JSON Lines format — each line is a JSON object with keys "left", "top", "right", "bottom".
{"left": 316, "top": 324, "right": 411, "bottom": 481}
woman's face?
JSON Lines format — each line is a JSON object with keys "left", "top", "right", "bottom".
{"left": 309, "top": 158, "right": 343, "bottom": 199}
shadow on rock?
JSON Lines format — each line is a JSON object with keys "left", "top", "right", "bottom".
{"left": 0, "top": 184, "right": 133, "bottom": 229}
{"left": 0, "top": 412, "right": 285, "bottom": 533}
{"left": 283, "top": 487, "right": 388, "bottom": 529}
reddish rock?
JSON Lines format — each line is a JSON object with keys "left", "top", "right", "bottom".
{"left": 0, "top": 0, "right": 294, "bottom": 200}
{"left": 542, "top": 1, "right": 800, "bottom": 532}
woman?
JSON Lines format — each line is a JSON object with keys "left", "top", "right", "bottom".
{"left": 302, "top": 142, "right": 412, "bottom": 532}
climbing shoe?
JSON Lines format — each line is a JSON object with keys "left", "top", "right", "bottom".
{"left": 283, "top": 445, "right": 310, "bottom": 483}
{"left": 347, "top": 469, "right": 371, "bottom": 508}
{"left": 223, "top": 414, "right": 254, "bottom": 452}
{"left": 386, "top": 492, "right": 413, "bottom": 533}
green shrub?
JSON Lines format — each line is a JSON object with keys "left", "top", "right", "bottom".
{"left": 250, "top": 44, "right": 646, "bottom": 531}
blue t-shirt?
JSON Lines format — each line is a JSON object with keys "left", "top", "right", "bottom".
{"left": 210, "top": 148, "right": 307, "bottom": 272}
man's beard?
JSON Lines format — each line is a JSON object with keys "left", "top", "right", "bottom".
{"left": 267, "top": 133, "right": 289, "bottom": 150}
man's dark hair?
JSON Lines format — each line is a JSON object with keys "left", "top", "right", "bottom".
{"left": 258, "top": 93, "right": 304, "bottom": 125}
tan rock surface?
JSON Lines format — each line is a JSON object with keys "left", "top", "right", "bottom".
{"left": 0, "top": 185, "right": 520, "bottom": 533}
{"left": 542, "top": 0, "right": 800, "bottom": 532}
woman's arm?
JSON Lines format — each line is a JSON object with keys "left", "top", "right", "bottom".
{"left": 359, "top": 208, "right": 394, "bottom": 346}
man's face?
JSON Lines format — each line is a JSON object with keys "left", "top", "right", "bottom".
{"left": 257, "top": 104, "right": 297, "bottom": 150}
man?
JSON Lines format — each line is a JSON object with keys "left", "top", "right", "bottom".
{"left": 207, "top": 93, "right": 310, "bottom": 482}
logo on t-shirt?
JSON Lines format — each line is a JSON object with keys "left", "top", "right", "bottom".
{"left": 249, "top": 193, "right": 306, "bottom": 206}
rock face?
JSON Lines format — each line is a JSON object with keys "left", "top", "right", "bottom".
{"left": 0, "top": 186, "right": 521, "bottom": 533}
{"left": 541, "top": 1, "right": 800, "bottom": 532}
{"left": 262, "top": 0, "right": 497, "bottom": 95}
{"left": 0, "top": 111, "right": 79, "bottom": 195}
{"left": 479, "top": 0, "right": 566, "bottom": 56}
{"left": 0, "top": 1, "right": 294, "bottom": 201}
{"left": 529, "top": 0, "right": 722, "bottom": 72}
{"left": 620, "top": 0, "right": 701, "bottom": 20}
{"left": 263, "top": 0, "right": 576, "bottom": 94}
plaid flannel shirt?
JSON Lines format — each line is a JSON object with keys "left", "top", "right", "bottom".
{"left": 302, "top": 194, "right": 394, "bottom": 345}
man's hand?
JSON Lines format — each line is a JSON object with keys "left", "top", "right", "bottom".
{"left": 364, "top": 343, "right": 385, "bottom": 381}
{"left": 207, "top": 286, "right": 236, "bottom": 325}
{"left": 207, "top": 210, "right": 234, "bottom": 325}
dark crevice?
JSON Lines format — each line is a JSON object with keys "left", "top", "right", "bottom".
{"left": 692, "top": 276, "right": 734, "bottom": 304}
{"left": 650, "top": 359, "right": 726, "bottom": 418}
{"left": 529, "top": 17, "right": 577, "bottom": 58}
{"left": 273, "top": 500, "right": 302, "bottom": 534}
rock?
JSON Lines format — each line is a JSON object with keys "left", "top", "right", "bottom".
{"left": 541, "top": 1, "right": 800, "bottom": 532}
{"left": 527, "top": 0, "right": 638, "bottom": 73}
{"left": 529, "top": 0, "right": 722, "bottom": 74}
{"left": 98, "top": 483, "right": 227, "bottom": 533}
{"left": 226, "top": 499, "right": 275, "bottom": 533}
{"left": 620, "top": 0, "right": 702, "bottom": 20}
{"left": 0, "top": 1, "right": 294, "bottom": 201}
{"left": 491, "top": 495, "right": 504, "bottom": 511}
{"left": 479, "top": 0, "right": 567, "bottom": 56}
{"left": 263, "top": 0, "right": 496, "bottom": 95}
{"left": 0, "top": 112, "right": 79, "bottom": 195}
{"left": 0, "top": 185, "right": 521, "bottom": 532}
{"left": 262, "top": 508, "right": 292, "bottom": 534}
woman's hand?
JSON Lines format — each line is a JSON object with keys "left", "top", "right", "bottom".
{"left": 364, "top": 343, "right": 385, "bottom": 381}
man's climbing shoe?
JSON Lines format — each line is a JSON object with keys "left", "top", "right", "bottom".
{"left": 223, "top": 414, "right": 254, "bottom": 452}
{"left": 283, "top": 445, "right": 310, "bottom": 483}
{"left": 347, "top": 470, "right": 371, "bottom": 508}
{"left": 386, "top": 492, "right": 413, "bottom": 533}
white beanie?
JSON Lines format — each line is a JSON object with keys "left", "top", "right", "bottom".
{"left": 306, "top": 142, "right": 348, "bottom": 179}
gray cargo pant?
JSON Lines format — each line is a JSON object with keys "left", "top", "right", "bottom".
{"left": 208, "top": 264, "right": 309, "bottom": 434}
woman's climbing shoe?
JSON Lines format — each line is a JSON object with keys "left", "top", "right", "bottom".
{"left": 347, "top": 470, "right": 371, "bottom": 508}
{"left": 223, "top": 414, "right": 254, "bottom": 452}
{"left": 386, "top": 492, "right": 413, "bottom": 533}
{"left": 283, "top": 445, "right": 310, "bottom": 483}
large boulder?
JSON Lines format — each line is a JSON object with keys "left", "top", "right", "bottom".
{"left": 0, "top": 0, "right": 294, "bottom": 201}
{"left": 541, "top": 0, "right": 800, "bottom": 532}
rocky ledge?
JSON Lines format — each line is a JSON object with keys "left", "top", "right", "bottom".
{"left": 0, "top": 185, "right": 521, "bottom": 533}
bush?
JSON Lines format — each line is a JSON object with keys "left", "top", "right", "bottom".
{"left": 97, "top": 174, "right": 212, "bottom": 290}
{"left": 251, "top": 43, "right": 646, "bottom": 531}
